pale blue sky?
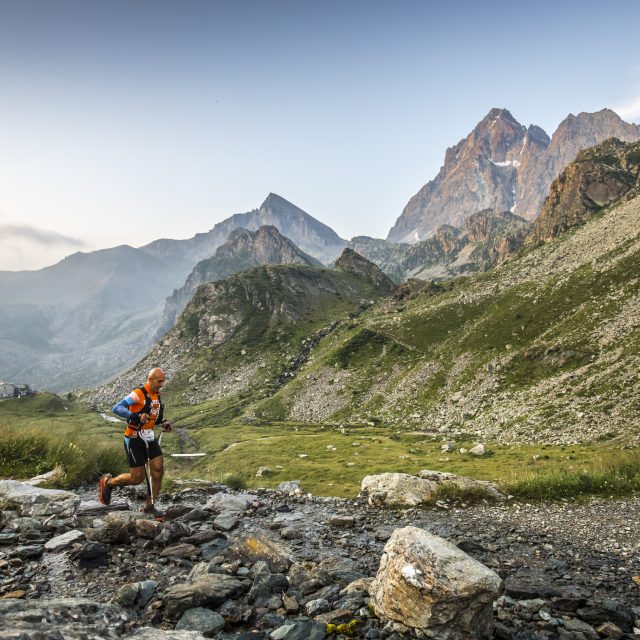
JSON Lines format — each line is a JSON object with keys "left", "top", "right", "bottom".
{"left": 1, "top": 0, "right": 639, "bottom": 270}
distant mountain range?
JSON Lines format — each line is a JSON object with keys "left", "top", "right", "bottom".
{"left": 0, "top": 195, "right": 344, "bottom": 391}
{"left": 1, "top": 107, "right": 638, "bottom": 392}
{"left": 387, "top": 108, "right": 640, "bottom": 243}
{"left": 87, "top": 138, "right": 640, "bottom": 444}
{"left": 141, "top": 193, "right": 347, "bottom": 266}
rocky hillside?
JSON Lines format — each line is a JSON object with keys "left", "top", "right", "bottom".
{"left": 88, "top": 254, "right": 393, "bottom": 408}
{"left": 529, "top": 138, "right": 640, "bottom": 244}
{"left": 158, "top": 226, "right": 323, "bottom": 337}
{"left": 1, "top": 479, "right": 638, "bottom": 639}
{"left": 350, "top": 210, "right": 530, "bottom": 282}
{"left": 256, "top": 187, "right": 640, "bottom": 444}
{"left": 387, "top": 108, "right": 640, "bottom": 243}
{"left": 142, "top": 193, "right": 347, "bottom": 266}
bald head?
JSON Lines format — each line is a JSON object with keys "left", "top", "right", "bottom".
{"left": 148, "top": 368, "right": 166, "bottom": 393}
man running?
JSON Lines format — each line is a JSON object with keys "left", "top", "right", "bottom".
{"left": 98, "top": 367, "right": 171, "bottom": 514}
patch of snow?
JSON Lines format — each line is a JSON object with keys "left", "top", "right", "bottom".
{"left": 490, "top": 159, "right": 521, "bottom": 168}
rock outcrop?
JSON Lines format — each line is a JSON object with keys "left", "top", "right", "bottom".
{"left": 334, "top": 248, "right": 395, "bottom": 293}
{"left": 369, "top": 527, "right": 502, "bottom": 639}
{"left": 529, "top": 138, "right": 640, "bottom": 244}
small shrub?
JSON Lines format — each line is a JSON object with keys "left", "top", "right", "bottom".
{"left": 220, "top": 472, "right": 246, "bottom": 490}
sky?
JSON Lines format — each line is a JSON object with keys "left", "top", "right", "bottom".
{"left": 1, "top": 0, "right": 639, "bottom": 271}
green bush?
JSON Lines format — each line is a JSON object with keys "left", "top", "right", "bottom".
{"left": 219, "top": 472, "right": 247, "bottom": 490}
{"left": 0, "top": 425, "right": 124, "bottom": 488}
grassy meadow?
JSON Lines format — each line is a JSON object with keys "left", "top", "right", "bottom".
{"left": 2, "top": 392, "right": 639, "bottom": 502}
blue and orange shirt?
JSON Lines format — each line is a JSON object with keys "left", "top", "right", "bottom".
{"left": 112, "top": 383, "right": 162, "bottom": 437}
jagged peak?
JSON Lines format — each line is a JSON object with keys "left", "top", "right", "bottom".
{"left": 477, "top": 107, "right": 521, "bottom": 128}
{"left": 259, "top": 192, "right": 297, "bottom": 210}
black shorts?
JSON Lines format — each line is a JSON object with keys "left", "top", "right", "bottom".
{"left": 123, "top": 436, "right": 163, "bottom": 469}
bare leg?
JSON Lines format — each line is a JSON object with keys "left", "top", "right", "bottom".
{"left": 109, "top": 468, "right": 146, "bottom": 487}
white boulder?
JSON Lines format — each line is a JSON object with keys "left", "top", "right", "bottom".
{"left": 369, "top": 526, "right": 502, "bottom": 639}
{"left": 0, "top": 480, "right": 80, "bottom": 518}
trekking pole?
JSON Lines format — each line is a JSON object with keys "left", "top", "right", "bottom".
{"left": 143, "top": 438, "right": 154, "bottom": 506}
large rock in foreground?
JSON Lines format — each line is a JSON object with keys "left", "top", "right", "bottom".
{"left": 0, "top": 480, "right": 80, "bottom": 517}
{"left": 369, "top": 526, "right": 502, "bottom": 640}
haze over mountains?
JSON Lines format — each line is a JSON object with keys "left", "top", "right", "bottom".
{"left": 1, "top": 107, "right": 638, "bottom": 392}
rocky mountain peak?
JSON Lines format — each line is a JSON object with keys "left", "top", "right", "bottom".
{"left": 388, "top": 107, "right": 640, "bottom": 245}
{"left": 335, "top": 248, "right": 395, "bottom": 293}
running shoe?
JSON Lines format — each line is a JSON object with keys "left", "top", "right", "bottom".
{"left": 98, "top": 473, "right": 113, "bottom": 506}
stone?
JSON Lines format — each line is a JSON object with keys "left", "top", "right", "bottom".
{"left": 164, "top": 574, "right": 246, "bottom": 619}
{"left": 256, "top": 467, "right": 273, "bottom": 477}
{"left": 226, "top": 534, "right": 293, "bottom": 573}
{"left": 175, "top": 607, "right": 225, "bottom": 636}
{"left": 360, "top": 473, "right": 438, "bottom": 507}
{"left": 327, "top": 515, "right": 355, "bottom": 527}
{"left": 418, "top": 470, "right": 505, "bottom": 500}
{"left": 369, "top": 526, "right": 502, "bottom": 639}
{"left": 204, "top": 492, "right": 257, "bottom": 514}
{"left": 469, "top": 443, "right": 486, "bottom": 455}
{"left": 248, "top": 571, "right": 289, "bottom": 605}
{"left": 269, "top": 620, "right": 326, "bottom": 640}
{"left": 115, "top": 583, "right": 140, "bottom": 607}
{"left": 44, "top": 529, "right": 85, "bottom": 552}
{"left": 213, "top": 513, "right": 239, "bottom": 531}
{"left": 137, "top": 580, "right": 158, "bottom": 606}
{"left": 160, "top": 543, "right": 200, "bottom": 559}
{"left": 0, "top": 480, "right": 80, "bottom": 518}
{"left": 71, "top": 541, "right": 109, "bottom": 569}
{"left": 280, "top": 527, "right": 303, "bottom": 540}
{"left": 563, "top": 617, "right": 599, "bottom": 640}
{"left": 24, "top": 468, "right": 64, "bottom": 486}
{"left": 576, "top": 600, "right": 634, "bottom": 633}
{"left": 277, "top": 481, "right": 303, "bottom": 494}
{"left": 305, "top": 598, "right": 331, "bottom": 616}
{"left": 135, "top": 518, "right": 164, "bottom": 539}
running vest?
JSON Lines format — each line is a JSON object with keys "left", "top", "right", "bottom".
{"left": 124, "top": 383, "right": 164, "bottom": 437}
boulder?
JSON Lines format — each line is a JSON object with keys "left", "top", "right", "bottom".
{"left": 164, "top": 574, "right": 246, "bottom": 619}
{"left": 360, "top": 473, "right": 438, "bottom": 507}
{"left": 175, "top": 607, "right": 225, "bottom": 636}
{"left": 0, "top": 480, "right": 80, "bottom": 518}
{"left": 418, "top": 470, "right": 505, "bottom": 501}
{"left": 225, "top": 533, "right": 293, "bottom": 573}
{"left": 360, "top": 471, "right": 505, "bottom": 507}
{"left": 369, "top": 526, "right": 502, "bottom": 640}
{"left": 204, "top": 492, "right": 257, "bottom": 514}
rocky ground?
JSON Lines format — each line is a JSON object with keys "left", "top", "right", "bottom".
{"left": 1, "top": 479, "right": 639, "bottom": 640}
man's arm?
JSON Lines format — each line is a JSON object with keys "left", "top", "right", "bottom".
{"left": 112, "top": 391, "right": 146, "bottom": 425}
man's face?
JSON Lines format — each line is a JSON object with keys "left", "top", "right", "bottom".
{"left": 149, "top": 373, "right": 166, "bottom": 393}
